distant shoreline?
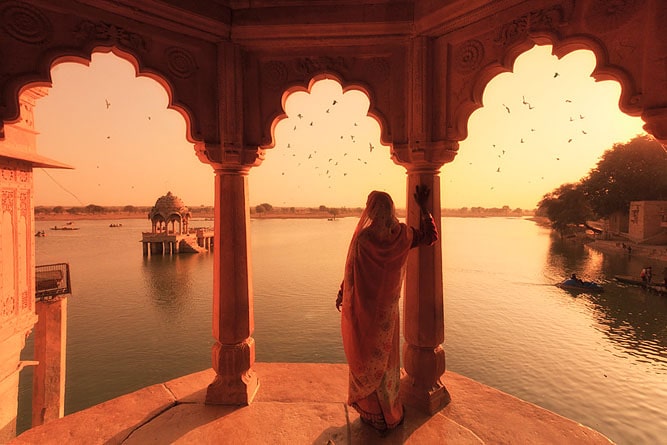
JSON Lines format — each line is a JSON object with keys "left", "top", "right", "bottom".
{"left": 35, "top": 210, "right": 534, "bottom": 222}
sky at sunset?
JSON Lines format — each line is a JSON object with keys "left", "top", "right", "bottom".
{"left": 32, "top": 45, "right": 646, "bottom": 210}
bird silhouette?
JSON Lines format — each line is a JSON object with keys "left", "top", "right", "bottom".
{"left": 293, "top": 125, "right": 297, "bottom": 131}
{"left": 332, "top": 100, "right": 337, "bottom": 105}
{"left": 565, "top": 99, "right": 572, "bottom": 103}
{"left": 287, "top": 143, "right": 291, "bottom": 148}
{"left": 496, "top": 167, "right": 501, "bottom": 172}
{"left": 297, "top": 113, "right": 303, "bottom": 119}
{"left": 308, "top": 154, "right": 312, "bottom": 159}
{"left": 147, "top": 116, "right": 151, "bottom": 120}
{"left": 530, "top": 128, "right": 535, "bottom": 132}
{"left": 502, "top": 104, "right": 511, "bottom": 114}
{"left": 369, "top": 143, "right": 374, "bottom": 152}
{"left": 569, "top": 117, "right": 575, "bottom": 121}
{"left": 522, "top": 96, "right": 528, "bottom": 104}
{"left": 309, "top": 121, "right": 313, "bottom": 126}
{"left": 554, "top": 72, "right": 559, "bottom": 78}
{"left": 568, "top": 138, "right": 573, "bottom": 143}
{"left": 528, "top": 104, "right": 534, "bottom": 110}
{"left": 354, "top": 123, "right": 358, "bottom": 126}
{"left": 105, "top": 99, "right": 111, "bottom": 109}
{"left": 520, "top": 138, "right": 524, "bottom": 143}
{"left": 579, "top": 114, "right": 585, "bottom": 119}
{"left": 582, "top": 130, "right": 587, "bottom": 134}
{"left": 326, "top": 109, "right": 330, "bottom": 113}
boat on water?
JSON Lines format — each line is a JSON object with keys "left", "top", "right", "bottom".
{"left": 50, "top": 225, "right": 80, "bottom": 231}
{"left": 556, "top": 278, "right": 604, "bottom": 293}
{"left": 614, "top": 274, "right": 667, "bottom": 295}
{"left": 614, "top": 275, "right": 645, "bottom": 286}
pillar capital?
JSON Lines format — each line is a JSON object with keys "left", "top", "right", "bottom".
{"left": 392, "top": 140, "right": 458, "bottom": 171}
{"left": 642, "top": 107, "right": 667, "bottom": 148}
{"left": 195, "top": 142, "right": 266, "bottom": 171}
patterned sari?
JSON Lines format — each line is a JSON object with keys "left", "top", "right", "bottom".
{"left": 340, "top": 190, "right": 435, "bottom": 431}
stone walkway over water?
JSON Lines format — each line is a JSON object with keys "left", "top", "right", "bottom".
{"left": 12, "top": 363, "right": 612, "bottom": 444}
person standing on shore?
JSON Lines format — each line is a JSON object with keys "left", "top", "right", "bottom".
{"left": 335, "top": 185, "right": 438, "bottom": 434}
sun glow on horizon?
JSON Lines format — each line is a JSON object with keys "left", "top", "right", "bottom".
{"left": 30, "top": 45, "right": 646, "bottom": 210}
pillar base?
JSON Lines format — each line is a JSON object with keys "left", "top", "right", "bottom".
{"left": 205, "top": 369, "right": 259, "bottom": 405}
{"left": 400, "top": 371, "right": 451, "bottom": 414}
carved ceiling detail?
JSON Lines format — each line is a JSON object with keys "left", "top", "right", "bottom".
{"left": 584, "top": 0, "right": 645, "bottom": 33}
{"left": 0, "top": 1, "right": 52, "bottom": 44}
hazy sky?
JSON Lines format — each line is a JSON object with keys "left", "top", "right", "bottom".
{"left": 32, "top": 45, "right": 646, "bottom": 209}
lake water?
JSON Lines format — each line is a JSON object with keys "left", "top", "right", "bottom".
{"left": 18, "top": 217, "right": 667, "bottom": 444}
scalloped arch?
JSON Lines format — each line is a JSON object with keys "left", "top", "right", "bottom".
{"left": 263, "top": 72, "right": 391, "bottom": 153}
{"left": 454, "top": 35, "right": 642, "bottom": 142}
{"left": 5, "top": 45, "right": 200, "bottom": 145}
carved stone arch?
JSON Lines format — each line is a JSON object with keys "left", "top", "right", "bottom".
{"left": 444, "top": 0, "right": 660, "bottom": 144}
{"left": 241, "top": 52, "right": 400, "bottom": 166}
{"left": 0, "top": 1, "right": 220, "bottom": 152}
{"left": 259, "top": 71, "right": 392, "bottom": 159}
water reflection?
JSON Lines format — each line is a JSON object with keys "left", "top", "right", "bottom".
{"left": 142, "top": 254, "right": 200, "bottom": 317}
{"left": 545, "top": 235, "right": 667, "bottom": 371}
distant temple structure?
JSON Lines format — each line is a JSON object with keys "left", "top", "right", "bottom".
{"left": 141, "top": 192, "right": 213, "bottom": 256}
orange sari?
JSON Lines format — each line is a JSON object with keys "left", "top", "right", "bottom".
{"left": 341, "top": 210, "right": 413, "bottom": 430}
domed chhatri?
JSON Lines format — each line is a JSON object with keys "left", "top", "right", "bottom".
{"left": 142, "top": 192, "right": 213, "bottom": 256}
{"left": 148, "top": 191, "right": 191, "bottom": 235}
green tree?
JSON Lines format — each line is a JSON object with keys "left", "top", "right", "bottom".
{"left": 580, "top": 135, "right": 667, "bottom": 218}
{"left": 537, "top": 183, "right": 592, "bottom": 236}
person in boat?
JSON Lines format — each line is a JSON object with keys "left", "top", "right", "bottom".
{"left": 570, "top": 273, "right": 583, "bottom": 284}
{"left": 335, "top": 186, "right": 438, "bottom": 434}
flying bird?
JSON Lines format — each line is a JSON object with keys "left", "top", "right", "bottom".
{"left": 369, "top": 143, "right": 374, "bottom": 152}
{"left": 297, "top": 113, "right": 303, "bottom": 119}
{"left": 554, "top": 72, "right": 559, "bottom": 78}
{"left": 496, "top": 167, "right": 501, "bottom": 172}
{"left": 502, "top": 104, "right": 511, "bottom": 114}
{"left": 520, "top": 138, "right": 524, "bottom": 143}
{"left": 309, "top": 121, "right": 313, "bottom": 126}
{"left": 326, "top": 109, "right": 330, "bottom": 113}
{"left": 528, "top": 104, "right": 534, "bottom": 110}
{"left": 568, "top": 138, "right": 573, "bottom": 143}
{"left": 105, "top": 99, "right": 111, "bottom": 109}
{"left": 332, "top": 100, "right": 337, "bottom": 105}
{"left": 582, "top": 130, "right": 587, "bottom": 134}
{"left": 522, "top": 96, "right": 528, "bottom": 105}
{"left": 565, "top": 99, "right": 572, "bottom": 103}
{"left": 579, "top": 114, "right": 585, "bottom": 119}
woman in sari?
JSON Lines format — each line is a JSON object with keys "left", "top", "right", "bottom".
{"left": 336, "top": 185, "right": 438, "bottom": 433}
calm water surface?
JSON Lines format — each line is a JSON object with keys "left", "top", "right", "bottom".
{"left": 18, "top": 217, "right": 667, "bottom": 444}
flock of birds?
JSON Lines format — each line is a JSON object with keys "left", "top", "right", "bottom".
{"left": 471, "top": 73, "right": 593, "bottom": 192}
{"left": 98, "top": 69, "right": 596, "bottom": 202}
{"left": 269, "top": 97, "right": 388, "bottom": 190}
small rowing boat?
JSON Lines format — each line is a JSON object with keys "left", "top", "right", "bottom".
{"left": 556, "top": 278, "right": 604, "bottom": 293}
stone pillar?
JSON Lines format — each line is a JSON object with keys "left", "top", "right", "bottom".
{"left": 142, "top": 242, "right": 148, "bottom": 256}
{"left": 206, "top": 165, "right": 259, "bottom": 405}
{"left": 32, "top": 297, "right": 67, "bottom": 426}
{"left": 400, "top": 161, "right": 451, "bottom": 414}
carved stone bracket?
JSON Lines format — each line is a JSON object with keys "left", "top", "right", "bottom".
{"left": 642, "top": 107, "right": 667, "bottom": 147}
{"left": 392, "top": 140, "right": 459, "bottom": 171}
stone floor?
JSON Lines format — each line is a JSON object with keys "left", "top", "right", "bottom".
{"left": 11, "top": 363, "right": 613, "bottom": 444}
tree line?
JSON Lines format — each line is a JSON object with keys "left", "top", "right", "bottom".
{"left": 537, "top": 135, "right": 667, "bottom": 236}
